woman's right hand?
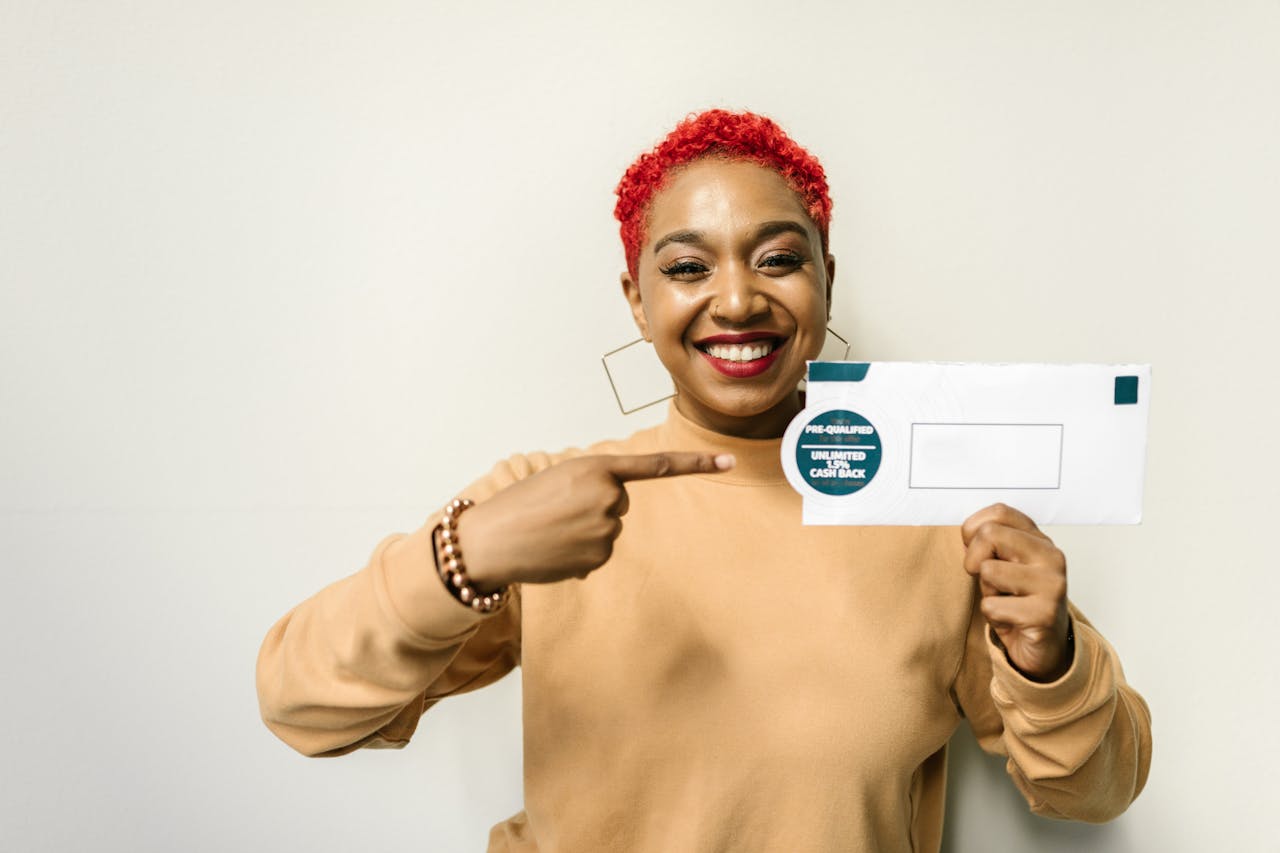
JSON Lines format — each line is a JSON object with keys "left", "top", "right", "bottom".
{"left": 454, "top": 452, "right": 735, "bottom": 590}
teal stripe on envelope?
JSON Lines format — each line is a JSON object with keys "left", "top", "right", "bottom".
{"left": 808, "top": 362, "right": 871, "bottom": 382}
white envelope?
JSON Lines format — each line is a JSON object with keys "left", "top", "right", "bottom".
{"left": 780, "top": 362, "right": 1151, "bottom": 526}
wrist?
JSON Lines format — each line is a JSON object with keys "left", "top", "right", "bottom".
{"left": 1045, "top": 617, "right": 1076, "bottom": 681}
{"left": 993, "top": 617, "right": 1075, "bottom": 683}
{"left": 452, "top": 507, "right": 510, "bottom": 593}
{"left": 433, "top": 499, "right": 509, "bottom": 613}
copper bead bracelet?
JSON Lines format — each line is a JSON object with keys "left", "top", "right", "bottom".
{"left": 435, "top": 498, "right": 508, "bottom": 614}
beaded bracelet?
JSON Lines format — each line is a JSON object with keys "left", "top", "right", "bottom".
{"left": 435, "top": 498, "right": 508, "bottom": 614}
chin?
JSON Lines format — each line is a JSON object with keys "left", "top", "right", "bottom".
{"left": 698, "top": 385, "right": 799, "bottom": 419}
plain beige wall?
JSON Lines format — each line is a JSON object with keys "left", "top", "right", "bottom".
{"left": 2, "top": 1, "right": 1277, "bottom": 850}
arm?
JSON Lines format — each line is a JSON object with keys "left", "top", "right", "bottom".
{"left": 949, "top": 503, "right": 1153, "bottom": 820}
{"left": 255, "top": 464, "right": 525, "bottom": 758}
{"left": 952, "top": 596, "right": 1152, "bottom": 821}
{"left": 255, "top": 448, "right": 733, "bottom": 757}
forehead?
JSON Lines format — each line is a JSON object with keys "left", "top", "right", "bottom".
{"left": 645, "top": 159, "right": 817, "bottom": 246}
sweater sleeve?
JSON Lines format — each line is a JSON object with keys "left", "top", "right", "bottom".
{"left": 951, "top": 592, "right": 1153, "bottom": 822}
{"left": 255, "top": 458, "right": 540, "bottom": 758}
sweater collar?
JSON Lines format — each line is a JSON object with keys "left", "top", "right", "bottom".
{"left": 654, "top": 401, "right": 789, "bottom": 486}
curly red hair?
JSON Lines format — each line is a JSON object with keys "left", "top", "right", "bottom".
{"left": 614, "top": 109, "right": 832, "bottom": 279}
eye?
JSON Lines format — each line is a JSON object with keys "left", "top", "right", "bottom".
{"left": 659, "top": 259, "right": 710, "bottom": 280}
{"left": 758, "top": 252, "right": 803, "bottom": 273}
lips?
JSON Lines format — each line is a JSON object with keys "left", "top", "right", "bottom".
{"left": 693, "top": 333, "right": 788, "bottom": 378}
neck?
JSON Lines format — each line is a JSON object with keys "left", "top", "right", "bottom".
{"left": 673, "top": 390, "right": 803, "bottom": 440}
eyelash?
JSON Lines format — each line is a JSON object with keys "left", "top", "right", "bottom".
{"left": 760, "top": 253, "right": 802, "bottom": 270}
{"left": 659, "top": 253, "right": 803, "bottom": 279}
{"left": 659, "top": 260, "right": 708, "bottom": 278}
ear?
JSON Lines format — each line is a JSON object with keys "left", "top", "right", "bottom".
{"left": 824, "top": 253, "right": 836, "bottom": 321}
{"left": 620, "top": 271, "right": 651, "bottom": 341}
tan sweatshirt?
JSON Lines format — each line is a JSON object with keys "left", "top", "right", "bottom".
{"left": 256, "top": 402, "right": 1151, "bottom": 852}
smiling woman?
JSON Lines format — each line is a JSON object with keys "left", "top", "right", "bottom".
{"left": 622, "top": 159, "right": 833, "bottom": 438}
{"left": 256, "top": 109, "right": 1151, "bottom": 852}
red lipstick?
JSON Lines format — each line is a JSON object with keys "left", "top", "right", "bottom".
{"left": 695, "top": 331, "right": 780, "bottom": 345}
{"left": 694, "top": 334, "right": 788, "bottom": 378}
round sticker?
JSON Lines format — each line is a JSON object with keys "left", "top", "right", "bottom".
{"left": 794, "top": 409, "right": 883, "bottom": 496}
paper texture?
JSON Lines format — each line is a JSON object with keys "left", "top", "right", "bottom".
{"left": 781, "top": 362, "right": 1151, "bottom": 525}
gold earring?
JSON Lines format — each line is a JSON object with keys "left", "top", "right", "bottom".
{"left": 826, "top": 326, "right": 851, "bottom": 360}
{"left": 601, "top": 338, "right": 676, "bottom": 415}
{"left": 797, "top": 327, "right": 851, "bottom": 392}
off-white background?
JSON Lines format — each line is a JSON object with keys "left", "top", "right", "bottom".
{"left": 2, "top": 2, "right": 1276, "bottom": 851}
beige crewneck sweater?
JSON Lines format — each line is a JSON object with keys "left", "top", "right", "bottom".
{"left": 256, "top": 402, "right": 1151, "bottom": 852}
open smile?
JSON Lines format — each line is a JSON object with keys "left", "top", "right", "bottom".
{"left": 693, "top": 332, "right": 789, "bottom": 378}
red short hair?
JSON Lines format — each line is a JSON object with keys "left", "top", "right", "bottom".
{"left": 614, "top": 109, "right": 832, "bottom": 279}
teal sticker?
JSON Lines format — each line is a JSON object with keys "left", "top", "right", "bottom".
{"left": 796, "top": 409, "right": 882, "bottom": 496}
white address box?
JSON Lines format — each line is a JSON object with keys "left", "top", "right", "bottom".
{"left": 781, "top": 362, "right": 1151, "bottom": 526}
{"left": 909, "top": 423, "right": 1063, "bottom": 489}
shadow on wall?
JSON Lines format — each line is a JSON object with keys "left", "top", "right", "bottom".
{"left": 941, "top": 724, "right": 1131, "bottom": 853}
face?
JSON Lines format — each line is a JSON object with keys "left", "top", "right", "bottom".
{"left": 621, "top": 158, "right": 835, "bottom": 439}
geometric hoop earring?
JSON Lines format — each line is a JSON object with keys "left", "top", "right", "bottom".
{"left": 825, "top": 326, "right": 851, "bottom": 361}
{"left": 797, "top": 327, "right": 852, "bottom": 392}
{"left": 601, "top": 337, "right": 676, "bottom": 415}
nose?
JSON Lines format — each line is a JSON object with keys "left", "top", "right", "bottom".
{"left": 711, "top": 262, "right": 769, "bottom": 325}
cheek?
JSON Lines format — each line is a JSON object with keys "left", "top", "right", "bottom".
{"left": 789, "top": 288, "right": 830, "bottom": 354}
{"left": 798, "top": 330, "right": 825, "bottom": 362}
{"left": 641, "top": 291, "right": 700, "bottom": 342}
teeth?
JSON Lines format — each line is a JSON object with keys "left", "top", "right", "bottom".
{"left": 705, "top": 341, "right": 775, "bottom": 362}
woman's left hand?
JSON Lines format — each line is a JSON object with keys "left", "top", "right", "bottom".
{"left": 961, "top": 503, "right": 1072, "bottom": 682}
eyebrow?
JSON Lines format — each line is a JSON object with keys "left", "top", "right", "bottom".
{"left": 754, "top": 220, "right": 813, "bottom": 243}
{"left": 651, "top": 220, "right": 813, "bottom": 256}
{"left": 652, "top": 229, "right": 705, "bottom": 255}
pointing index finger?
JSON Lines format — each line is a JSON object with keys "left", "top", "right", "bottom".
{"left": 608, "top": 452, "right": 736, "bottom": 483}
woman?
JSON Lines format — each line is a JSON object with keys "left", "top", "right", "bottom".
{"left": 256, "top": 110, "right": 1151, "bottom": 852}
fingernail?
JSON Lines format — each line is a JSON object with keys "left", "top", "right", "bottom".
{"left": 714, "top": 453, "right": 736, "bottom": 470}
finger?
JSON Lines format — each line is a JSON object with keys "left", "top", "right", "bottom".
{"left": 979, "top": 593, "right": 1061, "bottom": 634}
{"left": 961, "top": 503, "right": 1047, "bottom": 546}
{"left": 607, "top": 451, "right": 735, "bottom": 483}
{"left": 978, "top": 559, "right": 1064, "bottom": 600}
{"left": 963, "top": 523, "right": 1061, "bottom": 576}
{"left": 609, "top": 488, "right": 630, "bottom": 518}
